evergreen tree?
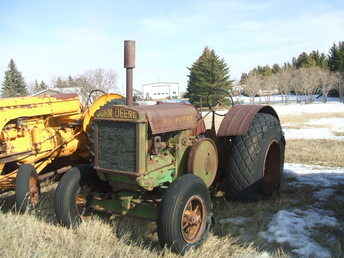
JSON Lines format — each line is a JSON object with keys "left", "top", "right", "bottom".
{"left": 33, "top": 80, "right": 40, "bottom": 92}
{"left": 33, "top": 80, "right": 48, "bottom": 93}
{"left": 1, "top": 59, "right": 28, "bottom": 97}
{"left": 55, "top": 77, "right": 68, "bottom": 88}
{"left": 185, "top": 47, "right": 232, "bottom": 106}
{"left": 272, "top": 64, "right": 281, "bottom": 74}
{"left": 329, "top": 42, "right": 344, "bottom": 72}
{"left": 240, "top": 73, "right": 248, "bottom": 84}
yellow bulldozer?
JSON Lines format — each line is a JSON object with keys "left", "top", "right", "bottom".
{"left": 0, "top": 92, "right": 124, "bottom": 211}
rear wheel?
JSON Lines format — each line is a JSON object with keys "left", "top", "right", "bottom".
{"left": 54, "top": 165, "right": 92, "bottom": 227}
{"left": 16, "top": 164, "right": 40, "bottom": 213}
{"left": 223, "top": 113, "right": 285, "bottom": 201}
{"left": 158, "top": 174, "right": 212, "bottom": 254}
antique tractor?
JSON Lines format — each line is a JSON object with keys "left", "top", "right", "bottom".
{"left": 54, "top": 41, "right": 285, "bottom": 254}
{"left": 0, "top": 92, "right": 123, "bottom": 211}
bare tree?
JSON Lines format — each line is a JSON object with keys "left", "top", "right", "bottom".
{"left": 318, "top": 70, "right": 337, "bottom": 103}
{"left": 334, "top": 72, "right": 344, "bottom": 103}
{"left": 275, "top": 71, "right": 292, "bottom": 104}
{"left": 51, "top": 69, "right": 118, "bottom": 104}
{"left": 244, "top": 74, "right": 262, "bottom": 103}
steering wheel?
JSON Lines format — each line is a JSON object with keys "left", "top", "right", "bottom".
{"left": 85, "top": 89, "right": 107, "bottom": 107}
{"left": 206, "top": 88, "right": 234, "bottom": 116}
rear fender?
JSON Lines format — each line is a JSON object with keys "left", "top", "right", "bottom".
{"left": 217, "top": 105, "right": 280, "bottom": 137}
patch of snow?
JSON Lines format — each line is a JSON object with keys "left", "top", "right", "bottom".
{"left": 313, "top": 189, "right": 335, "bottom": 202}
{"left": 260, "top": 208, "right": 337, "bottom": 258}
{"left": 284, "top": 163, "right": 344, "bottom": 188}
{"left": 307, "top": 118, "right": 344, "bottom": 132}
{"left": 218, "top": 216, "right": 250, "bottom": 225}
{"left": 272, "top": 102, "right": 344, "bottom": 116}
{"left": 335, "top": 195, "right": 344, "bottom": 202}
{"left": 283, "top": 127, "right": 344, "bottom": 140}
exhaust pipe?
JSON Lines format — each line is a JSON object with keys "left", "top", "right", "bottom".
{"left": 124, "top": 40, "right": 135, "bottom": 106}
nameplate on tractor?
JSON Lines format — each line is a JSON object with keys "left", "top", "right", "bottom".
{"left": 113, "top": 107, "right": 138, "bottom": 120}
{"left": 96, "top": 107, "right": 139, "bottom": 120}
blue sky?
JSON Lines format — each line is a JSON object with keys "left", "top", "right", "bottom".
{"left": 1, "top": 0, "right": 343, "bottom": 92}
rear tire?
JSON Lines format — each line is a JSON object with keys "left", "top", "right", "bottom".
{"left": 54, "top": 165, "right": 92, "bottom": 227}
{"left": 223, "top": 113, "right": 285, "bottom": 201}
{"left": 158, "top": 174, "right": 212, "bottom": 254}
{"left": 16, "top": 164, "right": 40, "bottom": 213}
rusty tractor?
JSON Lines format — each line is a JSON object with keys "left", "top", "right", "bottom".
{"left": 54, "top": 41, "right": 285, "bottom": 254}
{"left": 0, "top": 92, "right": 124, "bottom": 211}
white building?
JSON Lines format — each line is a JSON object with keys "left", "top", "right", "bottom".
{"left": 143, "top": 82, "right": 180, "bottom": 100}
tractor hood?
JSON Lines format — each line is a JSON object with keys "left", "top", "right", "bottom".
{"left": 94, "top": 103, "right": 205, "bottom": 135}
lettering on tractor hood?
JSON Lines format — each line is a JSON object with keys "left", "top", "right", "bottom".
{"left": 95, "top": 103, "right": 206, "bottom": 135}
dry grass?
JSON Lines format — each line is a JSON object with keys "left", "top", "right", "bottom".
{"left": 279, "top": 112, "right": 344, "bottom": 126}
{"left": 333, "top": 131, "right": 344, "bottom": 136}
{"left": 285, "top": 139, "right": 344, "bottom": 167}
{"left": 0, "top": 187, "right": 287, "bottom": 258}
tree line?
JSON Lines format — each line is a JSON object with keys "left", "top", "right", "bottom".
{"left": 240, "top": 41, "right": 344, "bottom": 103}
{"left": 0, "top": 59, "right": 117, "bottom": 101}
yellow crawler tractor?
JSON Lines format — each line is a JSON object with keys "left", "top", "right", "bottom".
{"left": 0, "top": 92, "right": 124, "bottom": 211}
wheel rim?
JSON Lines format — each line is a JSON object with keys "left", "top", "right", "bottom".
{"left": 28, "top": 176, "right": 40, "bottom": 207}
{"left": 72, "top": 187, "right": 88, "bottom": 219}
{"left": 181, "top": 195, "right": 207, "bottom": 243}
{"left": 263, "top": 140, "right": 281, "bottom": 195}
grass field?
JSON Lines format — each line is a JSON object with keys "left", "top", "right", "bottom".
{"left": 1, "top": 103, "right": 343, "bottom": 258}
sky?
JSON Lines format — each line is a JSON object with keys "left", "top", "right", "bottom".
{"left": 0, "top": 0, "right": 343, "bottom": 93}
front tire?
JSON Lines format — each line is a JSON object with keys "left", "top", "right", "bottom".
{"left": 16, "top": 164, "right": 40, "bottom": 213}
{"left": 54, "top": 165, "right": 92, "bottom": 227}
{"left": 158, "top": 174, "right": 212, "bottom": 254}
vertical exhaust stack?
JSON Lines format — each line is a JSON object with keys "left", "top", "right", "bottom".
{"left": 124, "top": 40, "right": 135, "bottom": 106}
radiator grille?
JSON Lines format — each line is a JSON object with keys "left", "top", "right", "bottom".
{"left": 97, "top": 120, "right": 137, "bottom": 172}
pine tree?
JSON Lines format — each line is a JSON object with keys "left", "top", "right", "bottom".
{"left": 185, "top": 47, "right": 232, "bottom": 106}
{"left": 33, "top": 80, "right": 48, "bottom": 93}
{"left": 1, "top": 59, "right": 28, "bottom": 97}
{"left": 272, "top": 64, "right": 281, "bottom": 74}
{"left": 240, "top": 73, "right": 248, "bottom": 84}
{"left": 329, "top": 42, "right": 344, "bottom": 72}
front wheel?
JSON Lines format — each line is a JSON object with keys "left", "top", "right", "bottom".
{"left": 54, "top": 165, "right": 92, "bottom": 228}
{"left": 158, "top": 174, "right": 212, "bottom": 254}
{"left": 16, "top": 164, "right": 40, "bottom": 213}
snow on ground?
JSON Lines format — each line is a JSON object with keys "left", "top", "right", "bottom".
{"left": 272, "top": 102, "right": 344, "bottom": 116}
{"left": 259, "top": 208, "right": 337, "bottom": 258}
{"left": 220, "top": 163, "right": 344, "bottom": 257}
{"left": 259, "top": 163, "right": 344, "bottom": 257}
{"left": 283, "top": 127, "right": 344, "bottom": 141}
{"left": 284, "top": 163, "right": 344, "bottom": 189}
{"left": 313, "top": 189, "right": 336, "bottom": 201}
{"left": 306, "top": 118, "right": 344, "bottom": 132}
{"left": 274, "top": 101, "right": 344, "bottom": 140}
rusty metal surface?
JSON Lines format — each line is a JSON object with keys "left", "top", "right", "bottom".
{"left": 51, "top": 93, "right": 79, "bottom": 100}
{"left": 124, "top": 40, "right": 135, "bottom": 105}
{"left": 28, "top": 175, "right": 40, "bottom": 206}
{"left": 217, "top": 104, "right": 279, "bottom": 136}
{"left": 124, "top": 40, "right": 135, "bottom": 68}
{"left": 181, "top": 195, "right": 207, "bottom": 243}
{"left": 126, "top": 68, "right": 133, "bottom": 106}
{"left": 130, "top": 103, "right": 201, "bottom": 134}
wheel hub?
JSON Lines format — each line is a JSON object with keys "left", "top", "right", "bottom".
{"left": 181, "top": 195, "right": 206, "bottom": 243}
{"left": 28, "top": 176, "right": 40, "bottom": 207}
